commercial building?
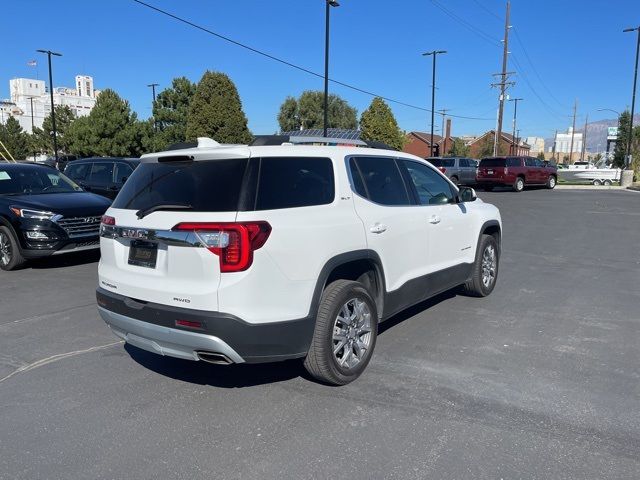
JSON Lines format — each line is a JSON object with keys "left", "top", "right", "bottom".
{"left": 0, "top": 75, "right": 99, "bottom": 133}
{"left": 525, "top": 136, "right": 545, "bottom": 155}
{"left": 554, "top": 127, "right": 583, "bottom": 154}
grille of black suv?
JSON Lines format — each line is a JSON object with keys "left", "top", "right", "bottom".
{"left": 56, "top": 216, "right": 102, "bottom": 238}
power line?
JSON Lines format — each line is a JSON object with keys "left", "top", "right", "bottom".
{"left": 131, "top": 0, "right": 494, "bottom": 121}
{"left": 429, "top": 0, "right": 502, "bottom": 47}
{"left": 471, "top": 0, "right": 503, "bottom": 21}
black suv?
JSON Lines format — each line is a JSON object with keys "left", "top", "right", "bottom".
{"left": 64, "top": 157, "right": 140, "bottom": 199}
{"left": 0, "top": 163, "right": 111, "bottom": 271}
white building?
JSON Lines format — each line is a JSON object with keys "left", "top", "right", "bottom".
{"left": 554, "top": 127, "right": 583, "bottom": 154}
{"left": 525, "top": 136, "right": 545, "bottom": 155}
{"left": 0, "top": 75, "right": 99, "bottom": 133}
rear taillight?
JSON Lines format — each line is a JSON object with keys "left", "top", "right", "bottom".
{"left": 173, "top": 222, "right": 271, "bottom": 272}
{"left": 503, "top": 167, "right": 508, "bottom": 175}
{"left": 438, "top": 167, "right": 447, "bottom": 173}
{"left": 101, "top": 215, "right": 115, "bottom": 225}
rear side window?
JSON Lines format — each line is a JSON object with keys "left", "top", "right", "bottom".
{"left": 255, "top": 157, "right": 334, "bottom": 210}
{"left": 65, "top": 163, "right": 89, "bottom": 180}
{"left": 112, "top": 159, "right": 248, "bottom": 212}
{"left": 507, "top": 158, "right": 521, "bottom": 167}
{"left": 114, "top": 163, "right": 134, "bottom": 185}
{"left": 459, "top": 158, "right": 469, "bottom": 167}
{"left": 350, "top": 156, "right": 411, "bottom": 206}
{"left": 429, "top": 158, "right": 455, "bottom": 167}
{"left": 480, "top": 158, "right": 506, "bottom": 168}
{"left": 524, "top": 158, "right": 536, "bottom": 167}
{"left": 88, "top": 162, "right": 114, "bottom": 184}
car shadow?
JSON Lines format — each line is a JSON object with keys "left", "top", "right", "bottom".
{"left": 124, "top": 290, "right": 460, "bottom": 388}
{"left": 27, "top": 250, "right": 100, "bottom": 270}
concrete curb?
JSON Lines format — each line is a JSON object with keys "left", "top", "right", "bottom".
{"left": 556, "top": 185, "right": 624, "bottom": 190}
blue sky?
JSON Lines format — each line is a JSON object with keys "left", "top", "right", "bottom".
{"left": 3, "top": 0, "right": 640, "bottom": 140}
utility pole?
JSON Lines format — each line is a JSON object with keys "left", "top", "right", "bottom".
{"left": 147, "top": 83, "right": 159, "bottom": 132}
{"left": 568, "top": 100, "right": 578, "bottom": 164}
{"left": 423, "top": 50, "right": 447, "bottom": 156}
{"left": 580, "top": 113, "right": 589, "bottom": 162}
{"left": 36, "top": 49, "right": 62, "bottom": 162}
{"left": 623, "top": 26, "right": 640, "bottom": 168}
{"left": 493, "top": 0, "right": 511, "bottom": 156}
{"left": 437, "top": 108, "right": 450, "bottom": 155}
{"left": 508, "top": 97, "right": 523, "bottom": 155}
{"left": 552, "top": 129, "right": 558, "bottom": 161}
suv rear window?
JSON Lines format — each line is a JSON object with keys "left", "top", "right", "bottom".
{"left": 429, "top": 158, "right": 455, "bottom": 167}
{"left": 255, "top": 157, "right": 334, "bottom": 210}
{"left": 112, "top": 159, "right": 248, "bottom": 212}
{"left": 480, "top": 158, "right": 507, "bottom": 167}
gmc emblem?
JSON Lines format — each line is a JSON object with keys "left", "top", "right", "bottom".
{"left": 121, "top": 229, "right": 149, "bottom": 239}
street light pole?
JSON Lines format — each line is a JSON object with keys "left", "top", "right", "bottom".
{"left": 508, "top": 98, "right": 523, "bottom": 155}
{"left": 422, "top": 50, "right": 447, "bottom": 156}
{"left": 323, "top": 0, "right": 339, "bottom": 138}
{"left": 623, "top": 26, "right": 640, "bottom": 168}
{"left": 148, "top": 83, "right": 159, "bottom": 132}
{"left": 36, "top": 49, "right": 62, "bottom": 163}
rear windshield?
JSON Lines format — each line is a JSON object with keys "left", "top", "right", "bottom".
{"left": 112, "top": 159, "right": 247, "bottom": 212}
{"left": 429, "top": 158, "right": 455, "bottom": 167}
{"left": 480, "top": 158, "right": 507, "bottom": 167}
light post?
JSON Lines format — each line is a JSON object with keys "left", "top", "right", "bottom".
{"left": 36, "top": 49, "right": 62, "bottom": 162}
{"left": 148, "top": 83, "right": 159, "bottom": 132}
{"left": 508, "top": 97, "right": 523, "bottom": 155}
{"left": 422, "top": 50, "right": 447, "bottom": 156}
{"left": 623, "top": 26, "right": 639, "bottom": 170}
{"left": 323, "top": 0, "right": 339, "bottom": 138}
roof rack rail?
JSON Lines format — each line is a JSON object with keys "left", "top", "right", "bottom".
{"left": 250, "top": 135, "right": 396, "bottom": 151}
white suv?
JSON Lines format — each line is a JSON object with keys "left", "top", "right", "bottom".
{"left": 97, "top": 138, "right": 501, "bottom": 385}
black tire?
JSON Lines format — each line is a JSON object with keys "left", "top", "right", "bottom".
{"left": 483, "top": 186, "right": 494, "bottom": 192}
{"left": 0, "top": 226, "right": 26, "bottom": 271}
{"left": 546, "top": 175, "right": 556, "bottom": 189}
{"left": 513, "top": 176, "right": 525, "bottom": 192}
{"left": 304, "top": 280, "right": 378, "bottom": 385}
{"left": 593, "top": 179, "right": 602, "bottom": 186}
{"left": 450, "top": 176, "right": 459, "bottom": 186}
{"left": 603, "top": 179, "right": 612, "bottom": 186}
{"left": 462, "top": 234, "right": 499, "bottom": 297}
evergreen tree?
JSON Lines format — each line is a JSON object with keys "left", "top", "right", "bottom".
{"left": 536, "top": 151, "right": 546, "bottom": 160}
{"left": 185, "top": 71, "right": 252, "bottom": 144}
{"left": 151, "top": 77, "right": 197, "bottom": 150}
{"left": 30, "top": 105, "right": 76, "bottom": 155}
{"left": 613, "top": 111, "right": 633, "bottom": 169}
{"left": 0, "top": 117, "right": 30, "bottom": 160}
{"left": 478, "top": 136, "right": 494, "bottom": 158}
{"left": 359, "top": 97, "right": 404, "bottom": 150}
{"left": 277, "top": 91, "right": 357, "bottom": 132}
{"left": 447, "top": 138, "right": 470, "bottom": 157}
{"left": 65, "top": 89, "right": 147, "bottom": 157}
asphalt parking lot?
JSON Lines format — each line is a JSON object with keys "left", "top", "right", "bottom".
{"left": 1, "top": 188, "right": 639, "bottom": 480}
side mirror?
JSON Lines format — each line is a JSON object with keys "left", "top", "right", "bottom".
{"left": 459, "top": 186, "right": 477, "bottom": 203}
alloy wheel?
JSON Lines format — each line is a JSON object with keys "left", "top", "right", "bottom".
{"left": 0, "top": 232, "right": 12, "bottom": 266}
{"left": 481, "top": 244, "right": 497, "bottom": 288}
{"left": 332, "top": 298, "right": 373, "bottom": 369}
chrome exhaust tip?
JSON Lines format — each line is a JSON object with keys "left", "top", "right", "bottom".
{"left": 195, "top": 351, "right": 234, "bottom": 365}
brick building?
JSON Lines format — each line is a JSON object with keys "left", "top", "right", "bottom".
{"left": 403, "top": 131, "right": 455, "bottom": 158}
{"left": 467, "top": 130, "right": 530, "bottom": 158}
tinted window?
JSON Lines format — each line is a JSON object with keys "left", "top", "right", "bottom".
{"left": 114, "top": 163, "right": 134, "bottom": 185}
{"left": 88, "top": 162, "right": 114, "bottom": 184}
{"left": 255, "top": 157, "right": 334, "bottom": 210}
{"left": 524, "top": 158, "right": 536, "bottom": 167}
{"left": 429, "top": 158, "right": 455, "bottom": 167}
{"left": 480, "top": 158, "right": 507, "bottom": 167}
{"left": 350, "top": 156, "right": 411, "bottom": 206}
{"left": 400, "top": 160, "right": 455, "bottom": 205}
{"left": 112, "top": 159, "right": 248, "bottom": 212}
{"left": 65, "top": 163, "right": 90, "bottom": 180}
{"left": 0, "top": 166, "right": 82, "bottom": 195}
{"left": 459, "top": 158, "right": 469, "bottom": 167}
{"left": 507, "top": 158, "right": 521, "bottom": 167}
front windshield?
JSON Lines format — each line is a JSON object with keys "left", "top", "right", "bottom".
{"left": 0, "top": 166, "right": 83, "bottom": 195}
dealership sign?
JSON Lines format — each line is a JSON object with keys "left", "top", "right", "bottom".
{"left": 607, "top": 127, "right": 619, "bottom": 140}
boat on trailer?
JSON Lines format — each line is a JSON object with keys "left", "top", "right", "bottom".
{"left": 558, "top": 161, "right": 621, "bottom": 185}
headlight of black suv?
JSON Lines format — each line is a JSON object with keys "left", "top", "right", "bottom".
{"left": 9, "top": 207, "right": 59, "bottom": 221}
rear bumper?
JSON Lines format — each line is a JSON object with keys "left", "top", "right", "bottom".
{"left": 96, "top": 288, "right": 314, "bottom": 364}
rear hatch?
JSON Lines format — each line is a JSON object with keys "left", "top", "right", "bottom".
{"left": 98, "top": 156, "right": 251, "bottom": 311}
{"left": 478, "top": 158, "right": 507, "bottom": 179}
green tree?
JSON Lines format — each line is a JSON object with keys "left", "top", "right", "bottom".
{"left": 65, "top": 89, "right": 147, "bottom": 157}
{"left": 613, "top": 111, "right": 631, "bottom": 169}
{"left": 447, "top": 138, "right": 470, "bottom": 157}
{"left": 185, "top": 71, "right": 252, "bottom": 144}
{"left": 478, "top": 136, "right": 494, "bottom": 158}
{"left": 359, "top": 97, "right": 404, "bottom": 150}
{"left": 277, "top": 91, "right": 357, "bottom": 132}
{"left": 536, "top": 151, "right": 546, "bottom": 160}
{"left": 30, "top": 105, "right": 76, "bottom": 155}
{"left": 0, "top": 117, "right": 30, "bottom": 160}
{"left": 151, "top": 77, "right": 197, "bottom": 150}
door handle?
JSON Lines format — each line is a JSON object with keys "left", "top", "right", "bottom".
{"left": 428, "top": 215, "right": 441, "bottom": 224}
{"left": 370, "top": 223, "right": 387, "bottom": 234}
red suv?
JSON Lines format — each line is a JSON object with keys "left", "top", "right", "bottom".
{"left": 477, "top": 156, "right": 557, "bottom": 192}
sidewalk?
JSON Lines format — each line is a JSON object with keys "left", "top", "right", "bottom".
{"left": 556, "top": 184, "right": 624, "bottom": 190}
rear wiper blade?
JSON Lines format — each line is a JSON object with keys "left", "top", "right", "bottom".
{"left": 136, "top": 203, "right": 193, "bottom": 219}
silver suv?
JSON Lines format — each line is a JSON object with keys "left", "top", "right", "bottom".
{"left": 427, "top": 157, "right": 478, "bottom": 186}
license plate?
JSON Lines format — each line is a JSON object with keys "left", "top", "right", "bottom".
{"left": 128, "top": 241, "right": 158, "bottom": 268}
{"left": 487, "top": 169, "right": 494, "bottom": 175}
